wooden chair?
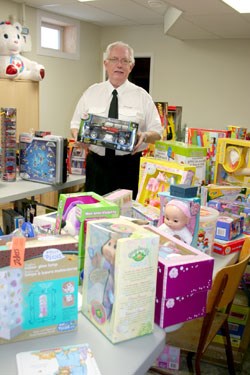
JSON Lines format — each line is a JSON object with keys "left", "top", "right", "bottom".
{"left": 150, "top": 237, "right": 250, "bottom": 375}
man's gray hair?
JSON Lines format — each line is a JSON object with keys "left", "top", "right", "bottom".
{"left": 104, "top": 41, "right": 135, "bottom": 64}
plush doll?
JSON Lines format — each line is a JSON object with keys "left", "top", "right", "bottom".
{"left": 0, "top": 21, "right": 45, "bottom": 81}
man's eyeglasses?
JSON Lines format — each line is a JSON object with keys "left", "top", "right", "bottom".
{"left": 107, "top": 57, "right": 132, "bottom": 66}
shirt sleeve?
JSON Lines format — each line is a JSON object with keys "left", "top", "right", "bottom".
{"left": 70, "top": 94, "right": 86, "bottom": 130}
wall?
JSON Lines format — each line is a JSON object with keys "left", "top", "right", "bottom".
{"left": 101, "top": 26, "right": 250, "bottom": 131}
{"left": 2, "top": 1, "right": 101, "bottom": 138}
{"left": 2, "top": 2, "right": 250, "bottom": 136}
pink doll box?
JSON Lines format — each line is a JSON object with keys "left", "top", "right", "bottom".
{"left": 103, "top": 189, "right": 133, "bottom": 216}
{"left": 81, "top": 218, "right": 160, "bottom": 344}
{"left": 158, "top": 192, "right": 201, "bottom": 248}
{"left": 145, "top": 226, "right": 214, "bottom": 329}
{"left": 0, "top": 235, "right": 79, "bottom": 344}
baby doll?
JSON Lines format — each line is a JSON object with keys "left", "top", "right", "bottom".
{"left": 158, "top": 199, "right": 193, "bottom": 245}
{"left": 101, "top": 236, "right": 117, "bottom": 320}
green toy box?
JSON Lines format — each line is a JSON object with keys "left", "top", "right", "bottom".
{"left": 55, "top": 192, "right": 120, "bottom": 281}
{"left": 155, "top": 140, "right": 207, "bottom": 185}
{"left": 82, "top": 217, "right": 160, "bottom": 343}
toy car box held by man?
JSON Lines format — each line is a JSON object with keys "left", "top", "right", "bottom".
{"left": 0, "top": 235, "right": 79, "bottom": 344}
{"left": 145, "top": 226, "right": 214, "bottom": 329}
{"left": 77, "top": 113, "right": 139, "bottom": 152}
{"left": 81, "top": 217, "right": 160, "bottom": 343}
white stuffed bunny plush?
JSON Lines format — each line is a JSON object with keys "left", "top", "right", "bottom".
{"left": 0, "top": 21, "right": 45, "bottom": 81}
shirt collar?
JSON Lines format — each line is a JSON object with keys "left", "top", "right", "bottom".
{"left": 107, "top": 80, "right": 128, "bottom": 96}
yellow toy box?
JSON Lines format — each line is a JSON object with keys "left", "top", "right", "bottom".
{"left": 214, "top": 138, "right": 250, "bottom": 186}
{"left": 137, "top": 157, "right": 196, "bottom": 208}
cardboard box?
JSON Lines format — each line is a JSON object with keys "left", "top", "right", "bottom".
{"left": 55, "top": 192, "right": 120, "bottom": 281}
{"left": 213, "top": 235, "right": 246, "bottom": 255}
{"left": 131, "top": 201, "right": 160, "bottom": 226}
{"left": 137, "top": 156, "right": 196, "bottom": 208}
{"left": 145, "top": 226, "right": 214, "bottom": 329}
{"left": 155, "top": 140, "right": 207, "bottom": 185}
{"left": 0, "top": 235, "right": 79, "bottom": 344}
{"left": 158, "top": 192, "right": 201, "bottom": 248}
{"left": 103, "top": 189, "right": 133, "bottom": 216}
{"left": 82, "top": 218, "right": 160, "bottom": 343}
{"left": 215, "top": 214, "right": 244, "bottom": 241}
{"left": 77, "top": 113, "right": 139, "bottom": 152}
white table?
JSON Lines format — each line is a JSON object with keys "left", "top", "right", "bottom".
{"left": 0, "top": 174, "right": 85, "bottom": 204}
{"left": 0, "top": 313, "right": 165, "bottom": 375}
{"left": 212, "top": 251, "right": 239, "bottom": 276}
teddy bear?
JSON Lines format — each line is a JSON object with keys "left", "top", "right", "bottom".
{"left": 0, "top": 21, "right": 45, "bottom": 81}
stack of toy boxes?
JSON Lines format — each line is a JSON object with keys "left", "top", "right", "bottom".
{"left": 214, "top": 138, "right": 250, "bottom": 186}
{"left": 145, "top": 226, "right": 214, "bottom": 329}
{"left": 154, "top": 141, "right": 207, "bottom": 185}
{"left": 103, "top": 189, "right": 133, "bottom": 216}
{"left": 201, "top": 184, "right": 250, "bottom": 207}
{"left": 82, "top": 217, "right": 160, "bottom": 343}
{"left": 0, "top": 235, "right": 79, "bottom": 344}
{"left": 212, "top": 291, "right": 250, "bottom": 349}
{"left": 137, "top": 157, "right": 196, "bottom": 208}
{"left": 207, "top": 198, "right": 249, "bottom": 255}
{"left": 185, "top": 127, "right": 230, "bottom": 184}
{"left": 55, "top": 192, "right": 120, "bottom": 281}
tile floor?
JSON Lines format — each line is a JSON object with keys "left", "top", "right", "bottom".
{"left": 147, "top": 344, "right": 250, "bottom": 374}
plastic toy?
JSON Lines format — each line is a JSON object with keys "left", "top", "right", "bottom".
{"left": 0, "top": 21, "right": 45, "bottom": 81}
{"left": 214, "top": 138, "right": 250, "bottom": 185}
{"left": 78, "top": 113, "right": 138, "bottom": 152}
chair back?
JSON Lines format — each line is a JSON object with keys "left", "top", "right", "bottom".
{"left": 206, "top": 237, "right": 250, "bottom": 313}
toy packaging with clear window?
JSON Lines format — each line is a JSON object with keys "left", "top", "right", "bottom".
{"left": 0, "top": 235, "right": 79, "bottom": 344}
{"left": 82, "top": 217, "right": 159, "bottom": 343}
{"left": 77, "top": 113, "right": 139, "bottom": 152}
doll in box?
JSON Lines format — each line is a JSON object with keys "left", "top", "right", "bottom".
{"left": 101, "top": 236, "right": 117, "bottom": 320}
{"left": 158, "top": 199, "right": 193, "bottom": 245}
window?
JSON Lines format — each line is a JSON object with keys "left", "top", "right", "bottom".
{"left": 37, "top": 11, "right": 80, "bottom": 60}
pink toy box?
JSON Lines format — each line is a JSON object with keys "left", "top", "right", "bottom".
{"left": 82, "top": 218, "right": 160, "bottom": 343}
{"left": 103, "top": 189, "right": 133, "bottom": 216}
{"left": 130, "top": 201, "right": 160, "bottom": 226}
{"left": 215, "top": 213, "right": 244, "bottom": 241}
{"left": 158, "top": 192, "right": 201, "bottom": 248}
{"left": 145, "top": 226, "right": 214, "bottom": 329}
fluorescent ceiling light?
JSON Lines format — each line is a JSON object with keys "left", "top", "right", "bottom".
{"left": 222, "top": 0, "right": 250, "bottom": 13}
{"left": 78, "top": 0, "right": 96, "bottom": 3}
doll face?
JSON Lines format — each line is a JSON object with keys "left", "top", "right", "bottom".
{"left": 102, "top": 238, "right": 117, "bottom": 266}
{"left": 164, "top": 205, "right": 189, "bottom": 231}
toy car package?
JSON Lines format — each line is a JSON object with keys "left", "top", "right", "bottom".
{"left": 77, "top": 113, "right": 139, "bottom": 152}
{"left": 19, "top": 134, "right": 68, "bottom": 185}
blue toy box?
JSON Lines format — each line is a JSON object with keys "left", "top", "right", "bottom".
{"left": 215, "top": 214, "right": 244, "bottom": 241}
{"left": 19, "top": 133, "right": 68, "bottom": 185}
{"left": 0, "top": 235, "right": 79, "bottom": 344}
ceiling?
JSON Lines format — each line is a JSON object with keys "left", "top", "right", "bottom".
{"left": 13, "top": 0, "right": 250, "bottom": 40}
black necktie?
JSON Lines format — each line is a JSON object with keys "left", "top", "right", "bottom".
{"left": 105, "top": 89, "right": 118, "bottom": 157}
